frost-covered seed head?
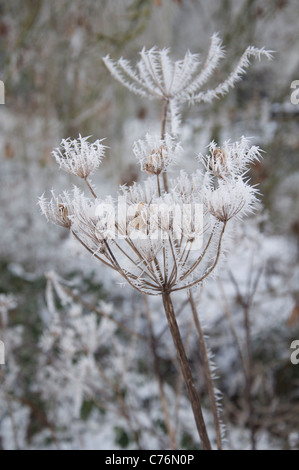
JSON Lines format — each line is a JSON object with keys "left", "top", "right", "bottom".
{"left": 104, "top": 37, "right": 272, "bottom": 135}
{"left": 53, "top": 135, "right": 106, "bottom": 178}
{"left": 133, "top": 134, "right": 181, "bottom": 174}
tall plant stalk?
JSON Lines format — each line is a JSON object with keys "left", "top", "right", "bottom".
{"left": 162, "top": 291, "right": 211, "bottom": 450}
{"left": 189, "top": 291, "right": 222, "bottom": 450}
{"left": 157, "top": 96, "right": 213, "bottom": 449}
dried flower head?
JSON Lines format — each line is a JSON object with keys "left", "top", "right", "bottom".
{"left": 104, "top": 35, "right": 272, "bottom": 134}
{"left": 0, "top": 294, "right": 17, "bottom": 326}
{"left": 133, "top": 134, "right": 181, "bottom": 175}
{"left": 201, "top": 137, "right": 263, "bottom": 179}
{"left": 53, "top": 134, "right": 106, "bottom": 178}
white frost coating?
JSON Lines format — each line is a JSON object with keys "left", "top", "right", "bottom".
{"left": 103, "top": 36, "right": 272, "bottom": 135}
{"left": 52, "top": 134, "right": 106, "bottom": 178}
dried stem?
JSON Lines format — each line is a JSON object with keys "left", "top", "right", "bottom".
{"left": 113, "top": 240, "right": 157, "bottom": 284}
{"left": 189, "top": 291, "right": 222, "bottom": 450}
{"left": 157, "top": 174, "right": 162, "bottom": 197}
{"left": 19, "top": 395, "right": 60, "bottom": 450}
{"left": 143, "top": 295, "right": 177, "bottom": 449}
{"left": 161, "top": 100, "right": 169, "bottom": 192}
{"left": 162, "top": 291, "right": 211, "bottom": 450}
{"left": 161, "top": 99, "right": 168, "bottom": 139}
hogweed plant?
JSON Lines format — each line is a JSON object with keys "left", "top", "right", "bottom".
{"left": 39, "top": 36, "right": 271, "bottom": 450}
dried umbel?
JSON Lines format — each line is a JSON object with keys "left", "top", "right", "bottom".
{"left": 40, "top": 39, "right": 270, "bottom": 450}
{"left": 52, "top": 134, "right": 106, "bottom": 179}
{"left": 0, "top": 294, "right": 17, "bottom": 326}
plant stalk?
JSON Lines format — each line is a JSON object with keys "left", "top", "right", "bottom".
{"left": 162, "top": 291, "right": 211, "bottom": 450}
